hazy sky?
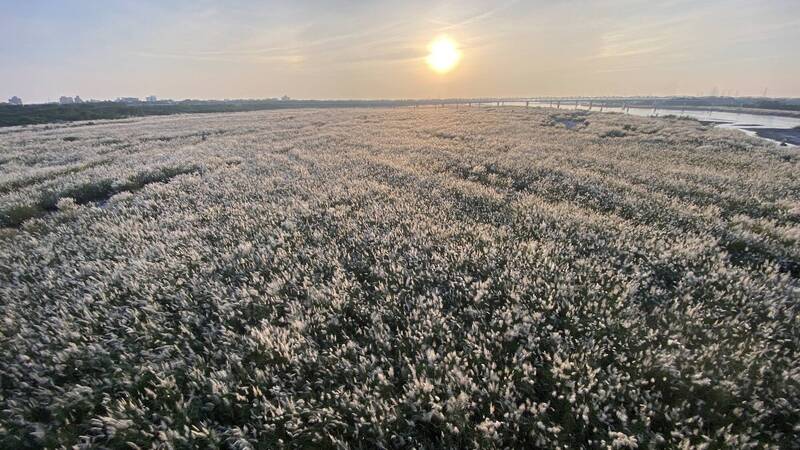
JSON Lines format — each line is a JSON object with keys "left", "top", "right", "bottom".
{"left": 2, "top": 0, "right": 799, "bottom": 103}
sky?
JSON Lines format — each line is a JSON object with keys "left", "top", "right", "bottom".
{"left": 2, "top": 0, "right": 799, "bottom": 103}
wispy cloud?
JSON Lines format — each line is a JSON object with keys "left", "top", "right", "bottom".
{"left": 594, "top": 34, "right": 670, "bottom": 59}
{"left": 134, "top": 19, "right": 415, "bottom": 65}
{"left": 427, "top": 0, "right": 519, "bottom": 30}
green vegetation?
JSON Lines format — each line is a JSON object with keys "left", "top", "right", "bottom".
{"left": 4, "top": 96, "right": 799, "bottom": 129}
{"left": 0, "top": 100, "right": 438, "bottom": 128}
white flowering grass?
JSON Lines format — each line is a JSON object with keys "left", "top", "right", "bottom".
{"left": 0, "top": 107, "right": 798, "bottom": 448}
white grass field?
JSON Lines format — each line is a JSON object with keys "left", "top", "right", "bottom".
{"left": 1, "top": 107, "right": 798, "bottom": 448}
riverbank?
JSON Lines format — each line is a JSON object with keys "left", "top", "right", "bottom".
{"left": 744, "top": 127, "right": 800, "bottom": 146}
{"left": 659, "top": 105, "right": 800, "bottom": 120}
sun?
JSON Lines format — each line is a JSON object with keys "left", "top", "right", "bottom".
{"left": 426, "top": 36, "right": 461, "bottom": 74}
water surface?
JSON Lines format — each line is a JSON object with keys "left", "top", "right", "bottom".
{"left": 480, "top": 101, "right": 800, "bottom": 146}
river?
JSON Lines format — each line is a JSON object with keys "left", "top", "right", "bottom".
{"left": 477, "top": 101, "right": 800, "bottom": 147}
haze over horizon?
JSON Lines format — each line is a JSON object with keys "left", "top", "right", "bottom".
{"left": 3, "top": 0, "right": 800, "bottom": 104}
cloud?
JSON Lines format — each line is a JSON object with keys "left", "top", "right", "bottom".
{"left": 427, "top": 0, "right": 519, "bottom": 30}
{"left": 134, "top": 18, "right": 416, "bottom": 67}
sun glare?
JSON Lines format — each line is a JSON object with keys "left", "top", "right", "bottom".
{"left": 426, "top": 36, "right": 461, "bottom": 74}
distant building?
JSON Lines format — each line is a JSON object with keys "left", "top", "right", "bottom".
{"left": 59, "top": 96, "right": 75, "bottom": 105}
{"left": 146, "top": 95, "right": 157, "bottom": 103}
{"left": 115, "top": 97, "right": 140, "bottom": 104}
{"left": 74, "top": 96, "right": 84, "bottom": 104}
{"left": 8, "top": 96, "right": 23, "bottom": 106}
{"left": 281, "top": 95, "right": 291, "bottom": 101}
